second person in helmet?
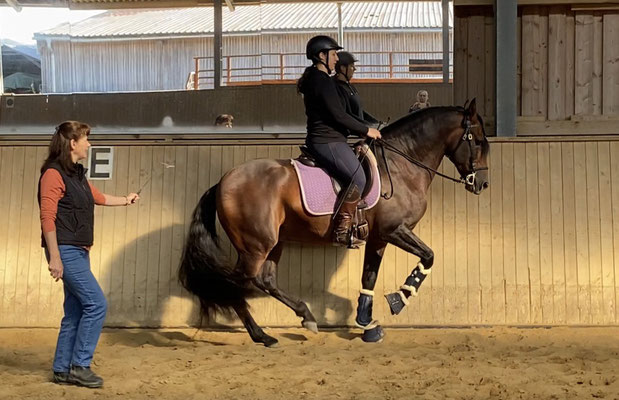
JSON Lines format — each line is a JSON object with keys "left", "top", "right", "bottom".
{"left": 297, "top": 35, "right": 381, "bottom": 248}
{"left": 333, "top": 51, "right": 380, "bottom": 127}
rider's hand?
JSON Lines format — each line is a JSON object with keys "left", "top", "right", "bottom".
{"left": 48, "top": 255, "right": 63, "bottom": 282}
{"left": 367, "top": 128, "right": 382, "bottom": 140}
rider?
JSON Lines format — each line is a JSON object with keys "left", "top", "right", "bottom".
{"left": 333, "top": 51, "right": 380, "bottom": 127}
{"left": 297, "top": 35, "right": 382, "bottom": 248}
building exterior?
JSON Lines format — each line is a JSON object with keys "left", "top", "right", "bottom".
{"left": 34, "top": 2, "right": 453, "bottom": 93}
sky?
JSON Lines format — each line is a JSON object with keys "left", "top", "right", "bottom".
{"left": 0, "top": 7, "right": 101, "bottom": 45}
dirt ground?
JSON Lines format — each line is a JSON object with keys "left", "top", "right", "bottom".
{"left": 1, "top": 326, "right": 619, "bottom": 400}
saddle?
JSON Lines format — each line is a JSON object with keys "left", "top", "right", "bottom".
{"left": 290, "top": 141, "right": 382, "bottom": 245}
{"left": 297, "top": 143, "right": 376, "bottom": 201}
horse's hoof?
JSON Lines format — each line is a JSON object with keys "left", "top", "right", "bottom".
{"left": 362, "top": 322, "right": 385, "bottom": 343}
{"left": 302, "top": 320, "right": 319, "bottom": 334}
{"left": 263, "top": 336, "right": 279, "bottom": 348}
{"left": 385, "top": 291, "right": 408, "bottom": 315}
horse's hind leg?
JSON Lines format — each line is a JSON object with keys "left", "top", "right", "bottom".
{"left": 233, "top": 252, "right": 279, "bottom": 347}
{"left": 254, "top": 244, "right": 319, "bottom": 333}
{"left": 233, "top": 302, "right": 278, "bottom": 348}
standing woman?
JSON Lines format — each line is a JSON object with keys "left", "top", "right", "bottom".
{"left": 38, "top": 121, "right": 139, "bottom": 388}
{"left": 297, "top": 35, "right": 382, "bottom": 248}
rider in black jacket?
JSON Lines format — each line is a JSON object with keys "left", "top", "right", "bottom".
{"left": 297, "top": 36, "right": 381, "bottom": 248}
{"left": 333, "top": 51, "right": 379, "bottom": 127}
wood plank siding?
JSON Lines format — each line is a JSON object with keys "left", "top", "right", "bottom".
{"left": 1, "top": 136, "right": 619, "bottom": 328}
{"left": 455, "top": 5, "right": 619, "bottom": 135}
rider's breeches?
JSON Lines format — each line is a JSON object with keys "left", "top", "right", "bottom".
{"left": 307, "top": 140, "right": 366, "bottom": 198}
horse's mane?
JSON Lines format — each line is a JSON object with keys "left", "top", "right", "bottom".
{"left": 381, "top": 106, "right": 466, "bottom": 138}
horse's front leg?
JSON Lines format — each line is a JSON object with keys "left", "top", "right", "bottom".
{"left": 356, "top": 239, "right": 387, "bottom": 342}
{"left": 382, "top": 224, "right": 434, "bottom": 316}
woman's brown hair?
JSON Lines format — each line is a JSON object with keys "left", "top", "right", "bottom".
{"left": 41, "top": 121, "right": 90, "bottom": 175}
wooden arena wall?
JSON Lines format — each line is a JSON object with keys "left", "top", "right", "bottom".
{"left": 1, "top": 136, "right": 619, "bottom": 328}
{"left": 454, "top": 4, "right": 619, "bottom": 136}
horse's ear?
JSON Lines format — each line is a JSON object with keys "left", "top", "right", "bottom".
{"left": 467, "top": 98, "right": 477, "bottom": 117}
{"left": 463, "top": 99, "right": 470, "bottom": 110}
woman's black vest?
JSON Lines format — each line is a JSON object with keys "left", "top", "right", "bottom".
{"left": 38, "top": 162, "right": 95, "bottom": 247}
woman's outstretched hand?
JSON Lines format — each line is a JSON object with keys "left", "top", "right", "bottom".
{"left": 126, "top": 193, "right": 140, "bottom": 205}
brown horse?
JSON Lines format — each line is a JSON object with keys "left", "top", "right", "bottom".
{"left": 179, "top": 99, "right": 489, "bottom": 346}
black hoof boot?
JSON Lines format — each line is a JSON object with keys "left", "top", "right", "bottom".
{"left": 355, "top": 290, "right": 374, "bottom": 328}
{"left": 361, "top": 321, "right": 385, "bottom": 343}
{"left": 385, "top": 291, "right": 409, "bottom": 315}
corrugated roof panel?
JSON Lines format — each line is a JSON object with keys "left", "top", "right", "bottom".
{"left": 36, "top": 2, "right": 452, "bottom": 39}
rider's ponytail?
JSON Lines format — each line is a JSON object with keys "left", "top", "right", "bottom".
{"left": 296, "top": 66, "right": 313, "bottom": 95}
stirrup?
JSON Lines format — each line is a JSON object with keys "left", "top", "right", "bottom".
{"left": 348, "top": 235, "right": 365, "bottom": 249}
{"left": 338, "top": 230, "right": 365, "bottom": 249}
{"left": 334, "top": 229, "right": 364, "bottom": 249}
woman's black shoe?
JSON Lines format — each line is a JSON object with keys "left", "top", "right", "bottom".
{"left": 52, "top": 371, "right": 71, "bottom": 385}
{"left": 69, "top": 365, "right": 104, "bottom": 388}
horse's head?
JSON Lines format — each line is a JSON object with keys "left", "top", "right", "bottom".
{"left": 445, "top": 99, "right": 490, "bottom": 195}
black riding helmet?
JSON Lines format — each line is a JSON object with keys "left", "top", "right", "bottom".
{"left": 306, "top": 35, "right": 342, "bottom": 73}
{"left": 335, "top": 51, "right": 358, "bottom": 82}
{"left": 335, "top": 51, "right": 358, "bottom": 69}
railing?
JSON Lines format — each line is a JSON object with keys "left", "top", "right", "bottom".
{"left": 191, "top": 51, "right": 453, "bottom": 89}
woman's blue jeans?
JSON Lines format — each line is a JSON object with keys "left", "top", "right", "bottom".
{"left": 50, "top": 245, "right": 107, "bottom": 372}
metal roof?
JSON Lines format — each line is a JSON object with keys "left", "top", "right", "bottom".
{"left": 34, "top": 2, "right": 453, "bottom": 39}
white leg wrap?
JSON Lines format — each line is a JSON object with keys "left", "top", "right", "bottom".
{"left": 417, "top": 262, "right": 431, "bottom": 275}
{"left": 360, "top": 289, "right": 375, "bottom": 296}
{"left": 400, "top": 284, "right": 414, "bottom": 292}
{"left": 400, "top": 285, "right": 418, "bottom": 297}
{"left": 398, "top": 290, "right": 410, "bottom": 305}
{"left": 364, "top": 320, "right": 380, "bottom": 330}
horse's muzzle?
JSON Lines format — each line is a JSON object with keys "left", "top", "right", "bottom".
{"left": 464, "top": 171, "right": 489, "bottom": 195}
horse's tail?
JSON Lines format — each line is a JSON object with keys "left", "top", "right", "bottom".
{"left": 178, "top": 183, "right": 252, "bottom": 320}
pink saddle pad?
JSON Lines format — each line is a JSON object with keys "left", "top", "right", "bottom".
{"left": 291, "top": 150, "right": 381, "bottom": 216}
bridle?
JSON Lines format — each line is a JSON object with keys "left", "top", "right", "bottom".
{"left": 450, "top": 117, "right": 489, "bottom": 188}
{"left": 371, "top": 113, "right": 487, "bottom": 199}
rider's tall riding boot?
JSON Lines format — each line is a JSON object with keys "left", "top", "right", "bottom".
{"left": 333, "top": 186, "right": 365, "bottom": 249}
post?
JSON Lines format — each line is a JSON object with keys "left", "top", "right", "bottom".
{"left": 388, "top": 52, "right": 393, "bottom": 79}
{"left": 442, "top": 0, "right": 450, "bottom": 83}
{"left": 494, "top": 0, "right": 517, "bottom": 136}
{"left": 194, "top": 57, "right": 199, "bottom": 90}
{"left": 227, "top": 55, "right": 232, "bottom": 84}
{"left": 214, "top": 0, "right": 223, "bottom": 89}
{"left": 0, "top": 43, "right": 4, "bottom": 94}
{"left": 280, "top": 53, "right": 285, "bottom": 80}
{"left": 337, "top": 2, "right": 344, "bottom": 47}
